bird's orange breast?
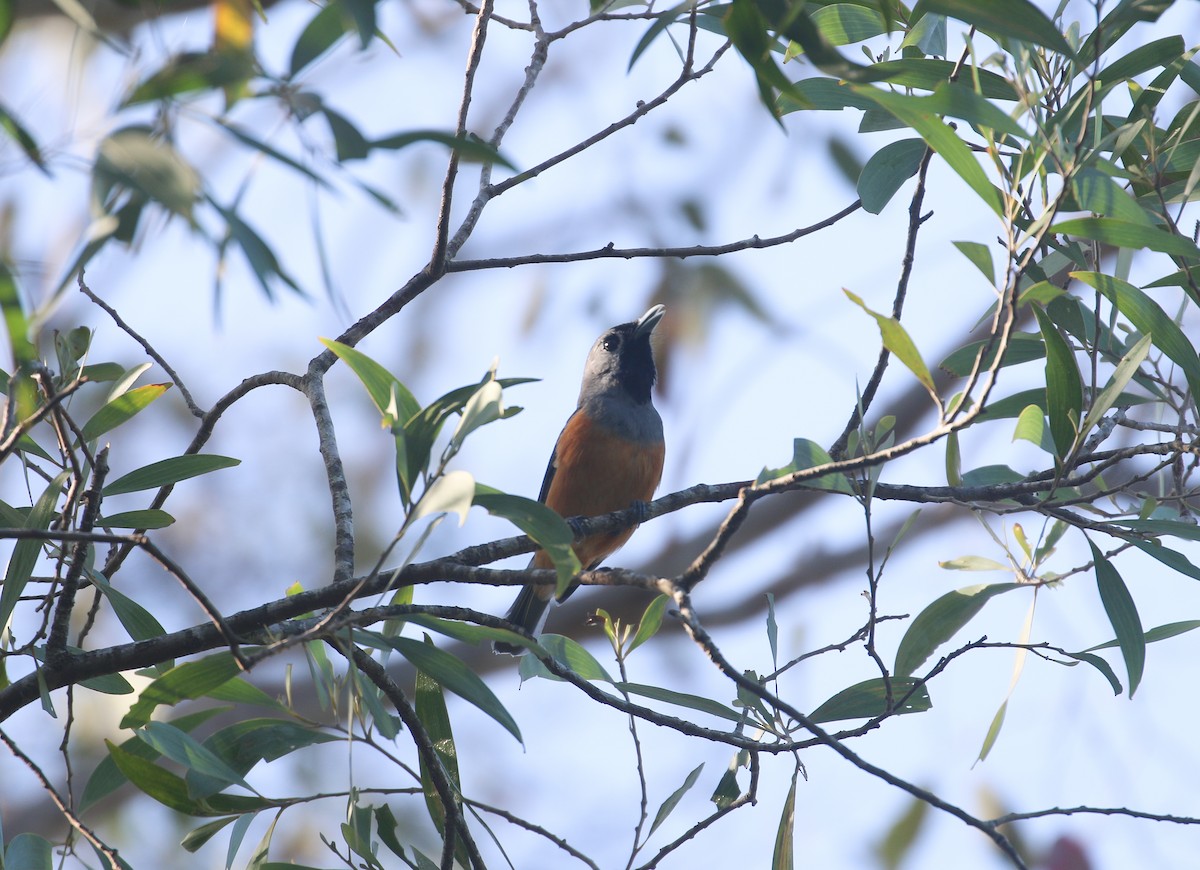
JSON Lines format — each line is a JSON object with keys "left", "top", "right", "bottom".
{"left": 533, "top": 411, "right": 664, "bottom": 571}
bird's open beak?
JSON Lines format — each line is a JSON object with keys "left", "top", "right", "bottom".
{"left": 634, "top": 304, "right": 666, "bottom": 338}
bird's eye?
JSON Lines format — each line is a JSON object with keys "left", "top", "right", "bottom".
{"left": 602, "top": 335, "right": 620, "bottom": 352}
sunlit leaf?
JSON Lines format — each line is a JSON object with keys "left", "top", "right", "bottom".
{"left": 94, "top": 127, "right": 200, "bottom": 218}
{"left": 80, "top": 383, "right": 170, "bottom": 442}
{"left": 411, "top": 470, "right": 475, "bottom": 527}
{"left": 320, "top": 337, "right": 420, "bottom": 426}
{"left": 845, "top": 289, "right": 937, "bottom": 397}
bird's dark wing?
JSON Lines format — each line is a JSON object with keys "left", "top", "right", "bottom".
{"left": 537, "top": 411, "right": 575, "bottom": 504}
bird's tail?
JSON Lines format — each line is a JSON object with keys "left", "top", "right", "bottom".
{"left": 493, "top": 583, "right": 551, "bottom": 655}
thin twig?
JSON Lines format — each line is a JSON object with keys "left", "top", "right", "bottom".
{"left": 78, "top": 274, "right": 204, "bottom": 417}
{"left": 447, "top": 200, "right": 863, "bottom": 272}
{"left": 0, "top": 728, "right": 123, "bottom": 869}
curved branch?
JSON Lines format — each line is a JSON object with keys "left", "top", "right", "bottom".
{"left": 445, "top": 200, "right": 863, "bottom": 271}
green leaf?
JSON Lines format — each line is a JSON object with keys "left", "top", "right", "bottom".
{"left": 1032, "top": 304, "right": 1082, "bottom": 459}
{"left": 1116, "top": 518, "right": 1200, "bottom": 543}
{"left": 765, "top": 592, "right": 779, "bottom": 669}
{"left": 871, "top": 59, "right": 1018, "bottom": 100}
{"left": 757, "top": 437, "right": 852, "bottom": 493}
{"left": 92, "top": 573, "right": 167, "bottom": 644}
{"left": 123, "top": 50, "right": 253, "bottom": 106}
{"left": 1128, "top": 538, "right": 1200, "bottom": 582}
{"left": 374, "top": 804, "right": 407, "bottom": 861}
{"left": 711, "top": 753, "right": 744, "bottom": 810}
{"left": 321, "top": 106, "right": 370, "bottom": 161}
{"left": 939, "top": 332, "right": 1045, "bottom": 376}
{"left": 186, "top": 719, "right": 338, "bottom": 800}
{"left": 1089, "top": 541, "right": 1145, "bottom": 697}
{"left": 1051, "top": 218, "right": 1200, "bottom": 261}
{"left": 214, "top": 119, "right": 331, "bottom": 188}
{"left": 403, "top": 614, "right": 529, "bottom": 649}
{"left": 811, "top": 3, "right": 887, "bottom": 45}
{"left": 449, "top": 377, "right": 504, "bottom": 449}
{"left": 845, "top": 289, "right": 937, "bottom": 397}
{"left": 913, "top": 0, "right": 1073, "bottom": 56}
{"left": 473, "top": 486, "right": 580, "bottom": 597}
{"left": 722, "top": 0, "right": 795, "bottom": 120}
{"left": 874, "top": 796, "right": 929, "bottom": 870}
{"left": 629, "top": 594, "right": 669, "bottom": 653}
{"left": 1073, "top": 271, "right": 1200, "bottom": 398}
{"left": 388, "top": 636, "right": 521, "bottom": 742}
{"left": 4, "top": 833, "right": 53, "bottom": 870}
{"left": 136, "top": 721, "right": 253, "bottom": 794}
{"left": 1079, "top": 333, "right": 1152, "bottom": 439}
{"left": 290, "top": 1, "right": 349, "bottom": 77}
{"left": 858, "top": 138, "right": 927, "bottom": 214}
{"left": 628, "top": 3, "right": 690, "bottom": 71}
{"left": 93, "top": 127, "right": 200, "bottom": 218}
{"left": 0, "top": 104, "right": 47, "bottom": 173}
{"left": 372, "top": 130, "right": 515, "bottom": 170}
{"left": 648, "top": 763, "right": 704, "bottom": 837}
{"left": 0, "top": 472, "right": 67, "bottom": 635}
{"left": 217, "top": 203, "right": 304, "bottom": 300}
{"left": 939, "top": 555, "right": 1008, "bottom": 571}
{"left": 97, "top": 509, "right": 175, "bottom": 529}
{"left": 1069, "top": 167, "right": 1154, "bottom": 226}
{"left": 1097, "top": 34, "right": 1185, "bottom": 85}
{"left": 1063, "top": 650, "right": 1122, "bottom": 695}
{"left": 1083, "top": 619, "right": 1200, "bottom": 652}
{"left": 953, "top": 240, "right": 995, "bottom": 284}
{"left": 854, "top": 86, "right": 1005, "bottom": 215}
{"left": 1012, "top": 403, "right": 1047, "bottom": 449}
{"left": 103, "top": 454, "right": 240, "bottom": 496}
{"left": 808, "top": 677, "right": 931, "bottom": 722}
{"left": 614, "top": 682, "right": 742, "bottom": 722}
{"left": 80, "top": 383, "right": 170, "bottom": 442}
{"left": 520, "top": 633, "right": 613, "bottom": 683}
{"left": 411, "top": 470, "right": 475, "bottom": 528}
{"left": 894, "top": 583, "right": 1023, "bottom": 675}
{"left": 81, "top": 708, "right": 227, "bottom": 812}
{"left": 772, "top": 771, "right": 798, "bottom": 870}
{"left": 412, "top": 644, "right": 469, "bottom": 870}
{"left": 319, "top": 337, "right": 420, "bottom": 426}
{"left": 121, "top": 653, "right": 243, "bottom": 729}
{"left": 959, "top": 465, "right": 1027, "bottom": 488}
{"left": 181, "top": 816, "right": 238, "bottom": 853}
{"left": 919, "top": 80, "right": 1026, "bottom": 137}
{"left": 976, "top": 699, "right": 1008, "bottom": 763}
{"left": 106, "top": 739, "right": 204, "bottom": 814}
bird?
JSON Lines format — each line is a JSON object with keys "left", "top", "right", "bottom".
{"left": 493, "top": 304, "right": 666, "bottom": 655}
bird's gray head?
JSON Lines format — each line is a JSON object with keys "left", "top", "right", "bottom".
{"left": 577, "top": 304, "right": 665, "bottom": 406}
